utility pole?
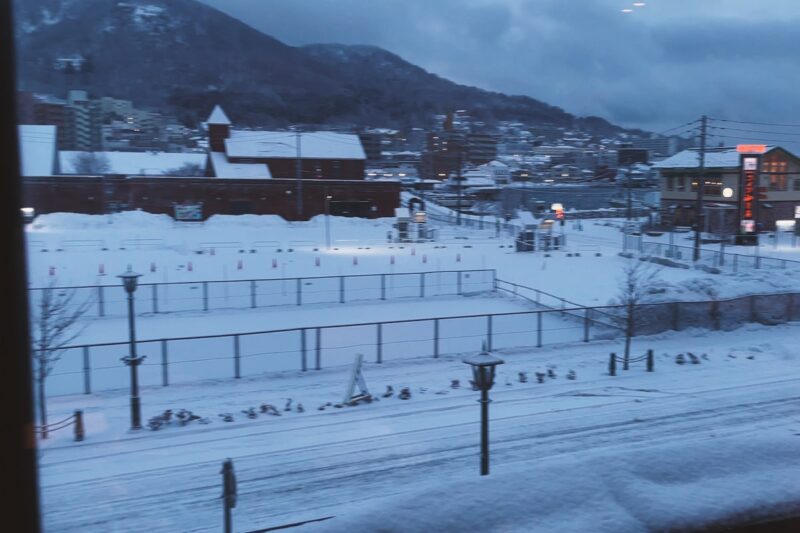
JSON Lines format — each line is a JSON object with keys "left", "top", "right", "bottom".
{"left": 693, "top": 115, "right": 708, "bottom": 262}
{"left": 626, "top": 170, "right": 632, "bottom": 220}
{"left": 295, "top": 129, "right": 303, "bottom": 219}
{"left": 456, "top": 149, "right": 463, "bottom": 226}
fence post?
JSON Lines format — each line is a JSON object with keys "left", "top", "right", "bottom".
{"left": 74, "top": 410, "right": 85, "bottom": 442}
{"left": 98, "top": 286, "right": 105, "bottom": 317}
{"left": 339, "top": 276, "right": 345, "bottom": 304}
{"left": 750, "top": 295, "right": 757, "bottom": 323}
{"left": 646, "top": 349, "right": 654, "bottom": 372}
{"left": 296, "top": 278, "right": 302, "bottom": 306}
{"left": 83, "top": 346, "right": 91, "bottom": 395}
{"left": 583, "top": 308, "right": 591, "bottom": 342}
{"left": 486, "top": 315, "right": 493, "bottom": 352}
{"left": 381, "top": 274, "right": 386, "bottom": 301}
{"left": 315, "top": 328, "right": 322, "bottom": 370}
{"left": 537, "top": 311, "right": 542, "bottom": 348}
{"left": 711, "top": 301, "right": 720, "bottom": 331}
{"left": 434, "top": 319, "right": 440, "bottom": 358}
{"left": 536, "top": 290, "right": 541, "bottom": 304}
{"left": 420, "top": 272, "right": 426, "bottom": 298}
{"left": 251, "top": 280, "right": 256, "bottom": 309}
{"left": 152, "top": 284, "right": 158, "bottom": 314}
{"left": 161, "top": 339, "right": 169, "bottom": 386}
{"left": 376, "top": 323, "right": 383, "bottom": 364}
{"left": 233, "top": 335, "right": 241, "bottom": 379}
{"left": 733, "top": 254, "right": 738, "bottom": 273}
{"left": 203, "top": 282, "right": 209, "bottom": 312}
{"left": 457, "top": 271, "right": 462, "bottom": 295}
{"left": 301, "top": 329, "right": 307, "bottom": 372}
{"left": 609, "top": 353, "right": 617, "bottom": 376}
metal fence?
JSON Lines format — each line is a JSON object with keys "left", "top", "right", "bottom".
{"left": 42, "top": 288, "right": 800, "bottom": 398}
{"left": 625, "top": 236, "right": 800, "bottom": 272}
{"left": 29, "top": 269, "right": 497, "bottom": 319}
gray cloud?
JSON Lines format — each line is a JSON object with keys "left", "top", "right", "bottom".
{"left": 199, "top": 0, "right": 800, "bottom": 138}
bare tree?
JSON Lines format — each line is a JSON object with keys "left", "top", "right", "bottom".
{"left": 30, "top": 281, "right": 92, "bottom": 438}
{"left": 71, "top": 152, "right": 111, "bottom": 175}
{"left": 615, "top": 259, "right": 660, "bottom": 368}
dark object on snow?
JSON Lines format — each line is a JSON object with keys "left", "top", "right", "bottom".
{"left": 567, "top": 370, "right": 576, "bottom": 380}
{"left": 687, "top": 353, "right": 700, "bottom": 364}
{"left": 318, "top": 405, "right": 326, "bottom": 411}
{"left": 676, "top": 353, "right": 686, "bottom": 365}
{"left": 383, "top": 385, "right": 394, "bottom": 398}
{"left": 241, "top": 408, "right": 257, "bottom": 419}
{"left": 505, "top": 376, "right": 512, "bottom": 386}
{"left": 147, "top": 409, "right": 172, "bottom": 431}
{"left": 334, "top": 403, "right": 344, "bottom": 408}
{"left": 284, "top": 398, "right": 293, "bottom": 411}
{"left": 219, "top": 413, "right": 234, "bottom": 422}
{"left": 518, "top": 372, "right": 528, "bottom": 383}
{"left": 398, "top": 387, "right": 412, "bottom": 400}
{"left": 547, "top": 369, "right": 556, "bottom": 379}
{"left": 260, "top": 403, "right": 281, "bottom": 416}
{"left": 296, "top": 403, "right": 305, "bottom": 413}
{"left": 535, "top": 372, "right": 546, "bottom": 384}
{"left": 451, "top": 379, "right": 460, "bottom": 389}
{"left": 176, "top": 409, "right": 201, "bottom": 426}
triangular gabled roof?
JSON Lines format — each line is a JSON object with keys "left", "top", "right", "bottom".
{"left": 207, "top": 105, "right": 232, "bottom": 126}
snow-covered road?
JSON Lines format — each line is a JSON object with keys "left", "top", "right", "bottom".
{"left": 39, "top": 325, "right": 800, "bottom": 532}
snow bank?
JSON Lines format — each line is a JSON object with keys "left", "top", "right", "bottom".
{"left": 32, "top": 211, "right": 174, "bottom": 231}
{"left": 314, "top": 432, "right": 800, "bottom": 532}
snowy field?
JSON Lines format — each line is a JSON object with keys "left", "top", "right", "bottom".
{"left": 27, "top": 211, "right": 800, "bottom": 532}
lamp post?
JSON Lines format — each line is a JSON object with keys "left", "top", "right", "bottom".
{"left": 118, "top": 267, "right": 144, "bottom": 430}
{"left": 463, "top": 349, "right": 504, "bottom": 475}
{"left": 325, "top": 194, "right": 333, "bottom": 250}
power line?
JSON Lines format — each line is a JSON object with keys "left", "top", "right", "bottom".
{"left": 710, "top": 117, "right": 800, "bottom": 129}
{"left": 658, "top": 119, "right": 700, "bottom": 136}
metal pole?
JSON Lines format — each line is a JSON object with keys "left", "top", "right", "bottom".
{"left": 315, "top": 328, "right": 321, "bottom": 370}
{"left": 250, "top": 280, "right": 256, "bottom": 308}
{"left": 537, "top": 311, "right": 542, "bottom": 348}
{"left": 126, "top": 291, "right": 141, "bottom": 430}
{"left": 152, "top": 284, "right": 158, "bottom": 314}
{"left": 233, "top": 335, "right": 241, "bottom": 379}
{"left": 480, "top": 382, "right": 490, "bottom": 476}
{"left": 376, "top": 323, "right": 383, "bottom": 364}
{"left": 296, "top": 130, "right": 303, "bottom": 219}
{"left": 83, "top": 346, "right": 91, "bottom": 394}
{"left": 296, "top": 278, "right": 302, "bottom": 306}
{"left": 693, "top": 115, "right": 708, "bottom": 262}
{"left": 203, "top": 281, "right": 209, "bottom": 312}
{"left": 433, "top": 319, "right": 440, "bottom": 358}
{"left": 339, "top": 276, "right": 345, "bottom": 304}
{"left": 301, "top": 329, "right": 307, "bottom": 372}
{"left": 98, "top": 285, "right": 105, "bottom": 317}
{"left": 325, "top": 194, "right": 331, "bottom": 249}
{"left": 161, "top": 339, "right": 168, "bottom": 387}
{"left": 486, "top": 315, "right": 493, "bottom": 351}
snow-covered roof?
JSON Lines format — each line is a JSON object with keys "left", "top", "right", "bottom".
{"left": 209, "top": 152, "right": 271, "bottom": 180}
{"left": 653, "top": 147, "right": 778, "bottom": 170}
{"left": 18, "top": 125, "right": 58, "bottom": 176}
{"left": 207, "top": 105, "right": 232, "bottom": 126}
{"left": 59, "top": 151, "right": 208, "bottom": 176}
{"left": 225, "top": 130, "right": 366, "bottom": 160}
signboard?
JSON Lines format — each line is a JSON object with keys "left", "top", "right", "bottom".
{"left": 737, "top": 144, "right": 768, "bottom": 154}
{"left": 740, "top": 219, "right": 755, "bottom": 234}
{"left": 740, "top": 156, "right": 758, "bottom": 223}
{"left": 174, "top": 202, "right": 203, "bottom": 221}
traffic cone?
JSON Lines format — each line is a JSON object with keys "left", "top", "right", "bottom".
{"left": 187, "top": 262, "right": 193, "bottom": 272}
{"left": 272, "top": 258, "right": 278, "bottom": 268}
{"left": 49, "top": 266, "right": 55, "bottom": 276}
{"left": 150, "top": 262, "right": 156, "bottom": 273}
{"left": 99, "top": 263, "right": 105, "bottom": 275}
{"left": 237, "top": 259, "right": 243, "bottom": 271}
{"left": 315, "top": 257, "right": 320, "bottom": 267}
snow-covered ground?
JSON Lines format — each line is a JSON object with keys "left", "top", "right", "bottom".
{"left": 27, "top": 211, "right": 800, "bottom": 532}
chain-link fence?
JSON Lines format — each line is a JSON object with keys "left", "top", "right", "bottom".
{"left": 29, "top": 269, "right": 497, "bottom": 319}
{"left": 41, "top": 289, "right": 800, "bottom": 398}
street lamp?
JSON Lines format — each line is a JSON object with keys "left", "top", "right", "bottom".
{"left": 325, "top": 194, "right": 333, "bottom": 250}
{"left": 463, "top": 349, "right": 504, "bottom": 475}
{"left": 118, "top": 267, "right": 145, "bottom": 430}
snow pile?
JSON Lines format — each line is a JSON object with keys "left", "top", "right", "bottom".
{"left": 314, "top": 432, "right": 800, "bottom": 532}
{"left": 31, "top": 211, "right": 175, "bottom": 231}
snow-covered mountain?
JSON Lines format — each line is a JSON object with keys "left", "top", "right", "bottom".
{"left": 13, "top": 0, "right": 629, "bottom": 133}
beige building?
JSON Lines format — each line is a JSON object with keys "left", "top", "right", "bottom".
{"left": 655, "top": 146, "right": 800, "bottom": 233}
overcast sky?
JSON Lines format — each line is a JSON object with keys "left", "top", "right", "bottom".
{"left": 199, "top": 0, "right": 800, "bottom": 141}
